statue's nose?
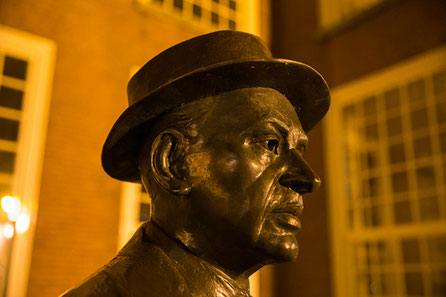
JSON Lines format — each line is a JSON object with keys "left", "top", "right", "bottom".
{"left": 279, "top": 149, "right": 321, "bottom": 194}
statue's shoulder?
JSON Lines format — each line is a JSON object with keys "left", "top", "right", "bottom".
{"left": 60, "top": 225, "right": 192, "bottom": 297}
{"left": 59, "top": 268, "right": 120, "bottom": 297}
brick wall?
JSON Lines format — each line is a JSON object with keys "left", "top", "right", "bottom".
{"left": 0, "top": 1, "right": 203, "bottom": 296}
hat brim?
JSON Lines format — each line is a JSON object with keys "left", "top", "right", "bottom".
{"left": 102, "top": 59, "right": 330, "bottom": 182}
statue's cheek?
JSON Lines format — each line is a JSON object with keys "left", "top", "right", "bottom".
{"left": 215, "top": 152, "right": 240, "bottom": 174}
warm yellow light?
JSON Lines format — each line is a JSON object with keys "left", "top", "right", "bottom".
{"left": 7, "top": 212, "right": 19, "bottom": 222}
{"left": 16, "top": 212, "right": 30, "bottom": 234}
{"left": 1, "top": 196, "right": 21, "bottom": 221}
{"left": 3, "top": 223, "right": 14, "bottom": 239}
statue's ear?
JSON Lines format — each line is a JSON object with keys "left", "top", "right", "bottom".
{"left": 150, "top": 129, "right": 191, "bottom": 195}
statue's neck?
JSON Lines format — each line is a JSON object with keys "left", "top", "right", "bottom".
{"left": 145, "top": 220, "right": 253, "bottom": 296}
{"left": 150, "top": 200, "right": 266, "bottom": 281}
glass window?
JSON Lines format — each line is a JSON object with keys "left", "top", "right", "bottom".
{"left": 135, "top": 0, "right": 246, "bottom": 31}
{"left": 3, "top": 56, "right": 27, "bottom": 80}
{"left": 0, "top": 86, "right": 24, "bottom": 110}
{"left": 0, "top": 118, "right": 20, "bottom": 141}
{"left": 327, "top": 48, "right": 446, "bottom": 297}
{"left": 0, "top": 27, "right": 55, "bottom": 296}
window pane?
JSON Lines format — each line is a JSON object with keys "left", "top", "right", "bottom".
{"left": 419, "top": 196, "right": 440, "bottom": 221}
{"left": 0, "top": 86, "right": 24, "bottom": 110}
{"left": 431, "top": 269, "right": 446, "bottom": 296}
{"left": 402, "top": 238, "right": 421, "bottom": 263}
{"left": 343, "top": 104, "right": 356, "bottom": 122}
{"left": 3, "top": 56, "right": 27, "bottom": 80}
{"left": 392, "top": 171, "right": 408, "bottom": 193}
{"left": 410, "top": 108, "right": 429, "bottom": 130}
{"left": 173, "top": 0, "right": 183, "bottom": 10}
{"left": 363, "top": 96, "right": 377, "bottom": 116}
{"left": 0, "top": 151, "right": 15, "bottom": 173}
{"left": 413, "top": 136, "right": 432, "bottom": 159}
{"left": 371, "top": 205, "right": 382, "bottom": 226}
{"left": 0, "top": 118, "right": 20, "bottom": 141}
{"left": 388, "top": 143, "right": 405, "bottom": 164}
{"left": 365, "top": 123, "right": 379, "bottom": 140}
{"left": 428, "top": 236, "right": 446, "bottom": 263}
{"left": 381, "top": 273, "right": 396, "bottom": 295}
{"left": 229, "top": 19, "right": 236, "bottom": 30}
{"left": 229, "top": 0, "right": 236, "bottom": 10}
{"left": 437, "top": 101, "right": 446, "bottom": 123}
{"left": 407, "top": 79, "right": 426, "bottom": 104}
{"left": 369, "top": 178, "right": 380, "bottom": 197}
{"left": 378, "top": 241, "right": 393, "bottom": 265}
{"left": 433, "top": 69, "right": 446, "bottom": 96}
{"left": 386, "top": 115, "right": 403, "bottom": 136}
{"left": 416, "top": 166, "right": 436, "bottom": 189}
{"left": 193, "top": 4, "right": 202, "bottom": 17}
{"left": 405, "top": 272, "right": 424, "bottom": 295}
{"left": 211, "top": 11, "right": 219, "bottom": 24}
{"left": 384, "top": 88, "right": 400, "bottom": 110}
{"left": 394, "top": 200, "right": 412, "bottom": 223}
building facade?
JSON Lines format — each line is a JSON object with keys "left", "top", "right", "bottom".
{"left": 271, "top": 0, "right": 446, "bottom": 296}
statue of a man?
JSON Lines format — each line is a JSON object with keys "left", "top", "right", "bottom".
{"left": 62, "top": 30, "right": 330, "bottom": 297}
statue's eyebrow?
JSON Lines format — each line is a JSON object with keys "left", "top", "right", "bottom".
{"left": 256, "top": 118, "right": 291, "bottom": 139}
{"left": 267, "top": 119, "right": 290, "bottom": 136}
{"left": 262, "top": 119, "right": 309, "bottom": 150}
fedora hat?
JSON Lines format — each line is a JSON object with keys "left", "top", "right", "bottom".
{"left": 102, "top": 30, "right": 330, "bottom": 182}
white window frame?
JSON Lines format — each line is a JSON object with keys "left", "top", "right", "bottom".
{"left": 325, "top": 46, "right": 446, "bottom": 297}
{"left": 0, "top": 26, "right": 56, "bottom": 297}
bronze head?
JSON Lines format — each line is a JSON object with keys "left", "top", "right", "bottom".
{"left": 99, "top": 30, "right": 329, "bottom": 294}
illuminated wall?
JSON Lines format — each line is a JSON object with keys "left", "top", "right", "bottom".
{"left": 0, "top": 1, "right": 271, "bottom": 296}
{"left": 0, "top": 1, "right": 204, "bottom": 296}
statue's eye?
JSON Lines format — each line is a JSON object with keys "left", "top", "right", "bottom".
{"left": 253, "top": 136, "right": 281, "bottom": 155}
{"left": 266, "top": 139, "right": 279, "bottom": 155}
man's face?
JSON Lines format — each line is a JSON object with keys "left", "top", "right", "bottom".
{"left": 184, "top": 88, "right": 320, "bottom": 263}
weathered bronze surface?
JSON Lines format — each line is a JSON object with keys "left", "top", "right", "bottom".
{"left": 62, "top": 31, "right": 330, "bottom": 297}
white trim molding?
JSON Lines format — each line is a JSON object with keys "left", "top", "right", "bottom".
{"left": 0, "top": 25, "right": 56, "bottom": 297}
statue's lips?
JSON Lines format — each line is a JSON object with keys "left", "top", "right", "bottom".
{"left": 269, "top": 204, "right": 303, "bottom": 231}
{"left": 271, "top": 204, "right": 303, "bottom": 216}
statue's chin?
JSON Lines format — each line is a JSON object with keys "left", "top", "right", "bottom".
{"left": 256, "top": 234, "right": 299, "bottom": 264}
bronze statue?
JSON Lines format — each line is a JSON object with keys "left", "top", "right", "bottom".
{"left": 62, "top": 31, "right": 330, "bottom": 297}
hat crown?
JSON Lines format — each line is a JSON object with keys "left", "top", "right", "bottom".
{"left": 127, "top": 31, "right": 272, "bottom": 106}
